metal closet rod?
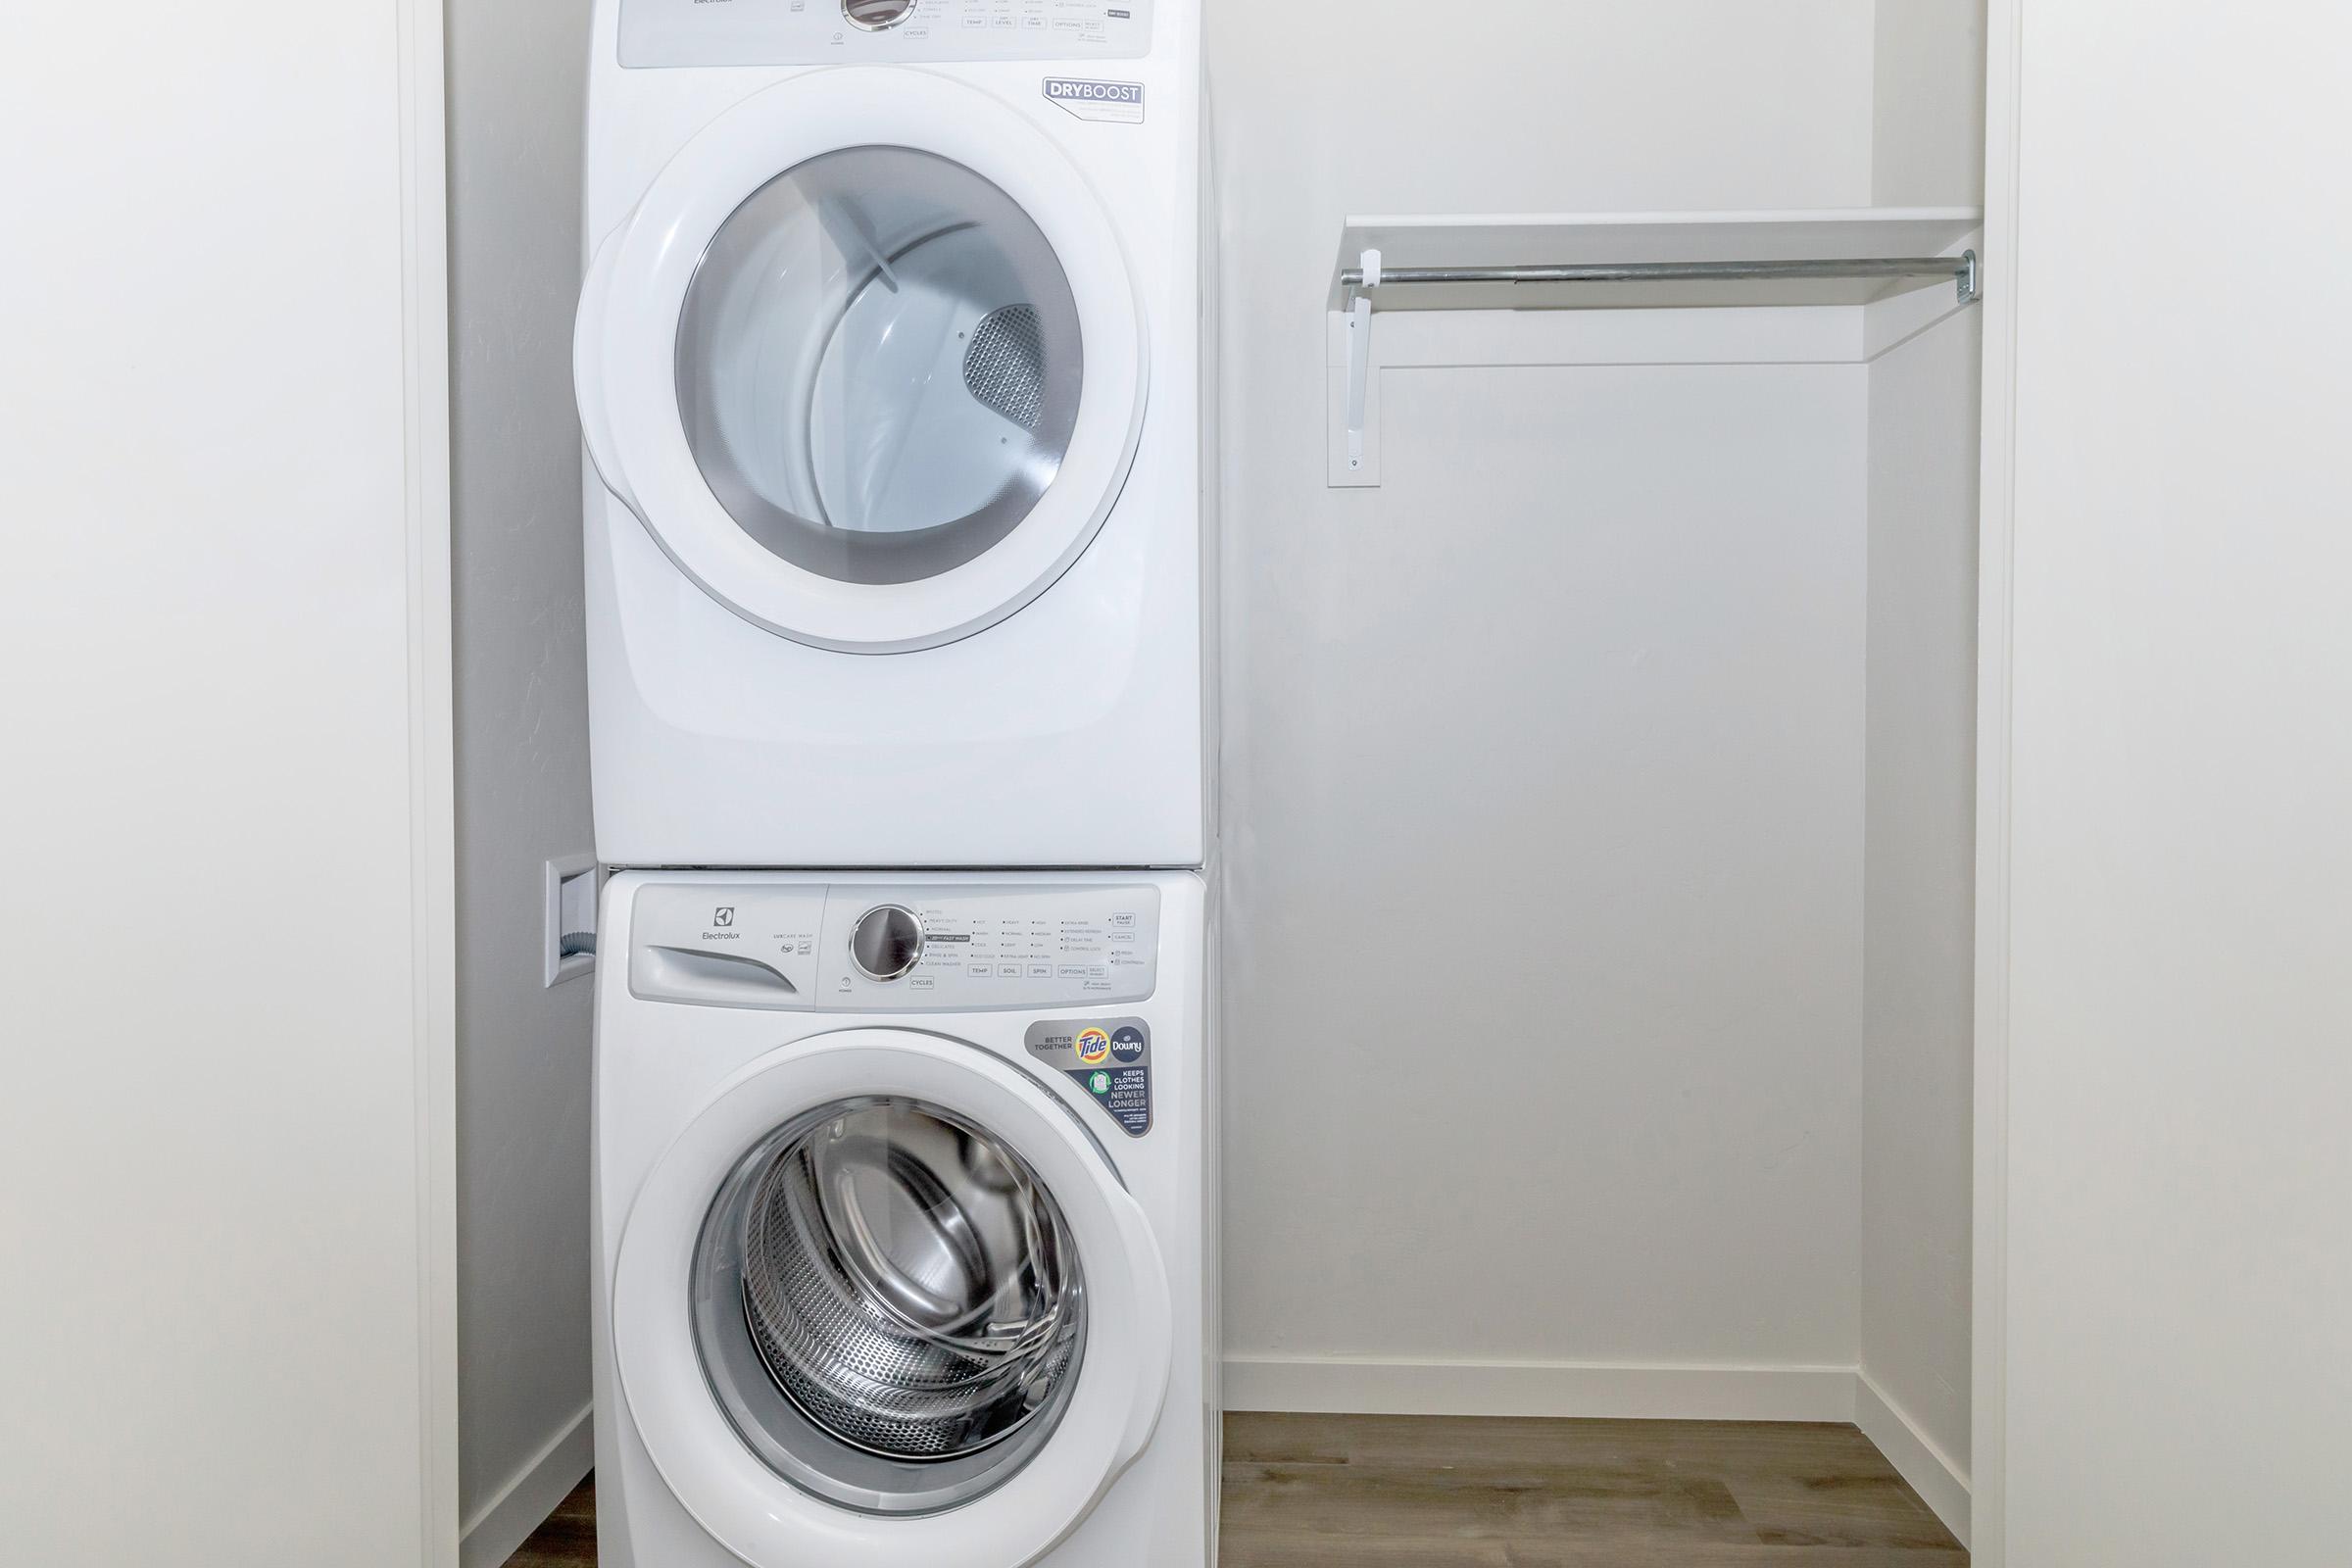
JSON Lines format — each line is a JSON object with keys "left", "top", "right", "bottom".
{"left": 1343, "top": 251, "right": 1979, "bottom": 299}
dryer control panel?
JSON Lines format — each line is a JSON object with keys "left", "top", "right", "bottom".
{"left": 629, "top": 882, "right": 1161, "bottom": 1011}
{"left": 619, "top": 0, "right": 1153, "bottom": 68}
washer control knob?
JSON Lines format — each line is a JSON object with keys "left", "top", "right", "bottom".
{"left": 843, "top": 0, "right": 916, "bottom": 30}
{"left": 851, "top": 906, "right": 924, "bottom": 981}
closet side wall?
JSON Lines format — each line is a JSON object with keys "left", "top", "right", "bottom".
{"left": 1994, "top": 5, "right": 2352, "bottom": 1559}
{"left": 446, "top": 2, "right": 596, "bottom": 1560}
{"left": 0, "top": 5, "right": 451, "bottom": 1561}
{"left": 1858, "top": 0, "right": 1984, "bottom": 1520}
{"left": 1860, "top": 308, "right": 1981, "bottom": 1494}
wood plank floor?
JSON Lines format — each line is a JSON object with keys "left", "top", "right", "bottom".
{"left": 500, "top": 1473, "right": 596, "bottom": 1568}
{"left": 506, "top": 1415, "right": 1965, "bottom": 1566}
{"left": 1222, "top": 1414, "right": 1964, "bottom": 1566}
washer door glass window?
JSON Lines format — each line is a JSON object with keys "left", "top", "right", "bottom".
{"left": 693, "top": 1096, "right": 1088, "bottom": 1516}
{"left": 677, "top": 147, "right": 1085, "bottom": 588}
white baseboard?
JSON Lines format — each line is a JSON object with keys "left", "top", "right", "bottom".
{"left": 1224, "top": 1355, "right": 1860, "bottom": 1424}
{"left": 1853, "top": 1369, "right": 1973, "bottom": 1548}
{"left": 460, "top": 1402, "right": 594, "bottom": 1568}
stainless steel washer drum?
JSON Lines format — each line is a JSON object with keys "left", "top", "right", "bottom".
{"left": 692, "top": 1097, "right": 1088, "bottom": 1515}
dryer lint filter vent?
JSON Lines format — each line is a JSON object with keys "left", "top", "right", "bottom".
{"left": 962, "top": 304, "right": 1044, "bottom": 431}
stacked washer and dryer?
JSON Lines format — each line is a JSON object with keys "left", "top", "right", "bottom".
{"left": 572, "top": 2, "right": 1216, "bottom": 1564}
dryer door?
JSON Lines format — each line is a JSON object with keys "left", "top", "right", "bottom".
{"left": 576, "top": 68, "right": 1147, "bottom": 654}
{"left": 612, "top": 1029, "right": 1171, "bottom": 1567}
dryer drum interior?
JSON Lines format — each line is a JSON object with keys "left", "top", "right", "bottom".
{"left": 691, "top": 1096, "right": 1091, "bottom": 1516}
{"left": 674, "top": 145, "right": 1087, "bottom": 589}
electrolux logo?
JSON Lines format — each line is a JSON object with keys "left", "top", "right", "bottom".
{"left": 1043, "top": 76, "right": 1146, "bottom": 124}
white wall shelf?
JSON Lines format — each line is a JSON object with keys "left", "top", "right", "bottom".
{"left": 1327, "top": 207, "right": 1984, "bottom": 486}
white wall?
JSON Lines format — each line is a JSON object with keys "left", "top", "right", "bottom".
{"left": 445, "top": 1, "right": 598, "bottom": 1562}
{"left": 1872, "top": 0, "right": 1985, "bottom": 207}
{"left": 1211, "top": 0, "right": 1885, "bottom": 1404}
{"left": 1984, "top": 3, "right": 2352, "bottom": 1561}
{"left": 1860, "top": 306, "right": 1980, "bottom": 1496}
{"left": 0, "top": 5, "right": 455, "bottom": 1564}
{"left": 1228, "top": 356, "right": 1871, "bottom": 1393}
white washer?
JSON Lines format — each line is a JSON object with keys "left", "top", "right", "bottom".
{"left": 594, "top": 871, "right": 1217, "bottom": 1568}
{"left": 575, "top": 0, "right": 1213, "bottom": 869}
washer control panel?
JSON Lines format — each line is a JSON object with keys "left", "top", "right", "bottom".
{"left": 630, "top": 882, "right": 1160, "bottom": 1011}
{"left": 619, "top": 0, "right": 1153, "bottom": 68}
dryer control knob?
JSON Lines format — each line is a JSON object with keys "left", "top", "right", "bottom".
{"left": 843, "top": 0, "right": 916, "bottom": 30}
{"left": 851, "top": 905, "right": 925, "bottom": 982}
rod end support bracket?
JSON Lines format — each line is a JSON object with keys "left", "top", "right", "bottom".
{"left": 1344, "top": 248, "right": 1383, "bottom": 472}
{"left": 1958, "top": 248, "right": 1981, "bottom": 305}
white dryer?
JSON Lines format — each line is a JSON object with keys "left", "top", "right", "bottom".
{"left": 593, "top": 871, "right": 1217, "bottom": 1568}
{"left": 575, "top": 0, "right": 1211, "bottom": 869}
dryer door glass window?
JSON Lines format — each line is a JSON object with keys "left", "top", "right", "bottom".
{"left": 692, "top": 1096, "right": 1089, "bottom": 1516}
{"left": 676, "top": 147, "right": 1085, "bottom": 588}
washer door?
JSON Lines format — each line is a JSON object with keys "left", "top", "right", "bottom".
{"left": 613, "top": 1031, "right": 1171, "bottom": 1568}
{"left": 576, "top": 68, "right": 1147, "bottom": 654}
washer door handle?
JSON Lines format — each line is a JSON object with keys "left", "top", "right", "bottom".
{"left": 1106, "top": 1179, "right": 1174, "bottom": 1468}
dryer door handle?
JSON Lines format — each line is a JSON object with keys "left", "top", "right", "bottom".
{"left": 574, "top": 218, "right": 638, "bottom": 515}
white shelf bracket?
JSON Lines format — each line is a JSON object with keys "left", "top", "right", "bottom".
{"left": 1344, "top": 247, "right": 1382, "bottom": 473}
